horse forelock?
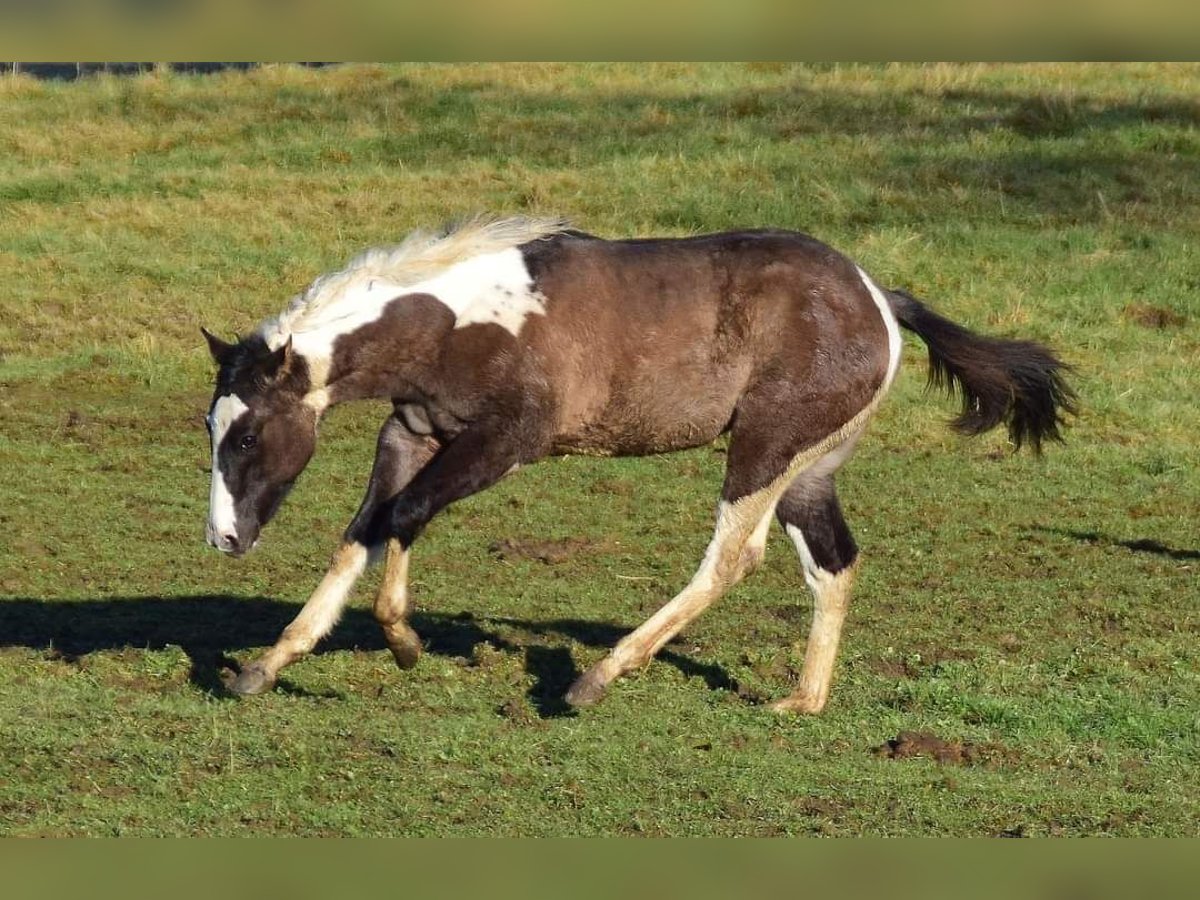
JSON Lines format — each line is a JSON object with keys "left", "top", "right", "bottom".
{"left": 256, "top": 214, "right": 570, "bottom": 350}
{"left": 213, "top": 335, "right": 272, "bottom": 396}
{"left": 211, "top": 335, "right": 311, "bottom": 409}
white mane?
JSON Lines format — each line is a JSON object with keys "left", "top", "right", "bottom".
{"left": 258, "top": 214, "right": 570, "bottom": 349}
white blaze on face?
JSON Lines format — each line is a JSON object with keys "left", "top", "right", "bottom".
{"left": 207, "top": 393, "right": 249, "bottom": 547}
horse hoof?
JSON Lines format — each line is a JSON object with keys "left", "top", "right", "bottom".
{"left": 227, "top": 662, "right": 276, "bottom": 697}
{"left": 769, "top": 694, "right": 825, "bottom": 715}
{"left": 388, "top": 637, "right": 421, "bottom": 670}
{"left": 382, "top": 623, "right": 422, "bottom": 670}
{"left": 564, "top": 672, "right": 608, "bottom": 708}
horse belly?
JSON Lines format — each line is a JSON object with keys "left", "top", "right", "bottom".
{"left": 550, "top": 362, "right": 743, "bottom": 456}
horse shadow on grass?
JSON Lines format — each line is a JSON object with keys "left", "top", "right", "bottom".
{"left": 0, "top": 595, "right": 739, "bottom": 717}
{"left": 1035, "top": 527, "right": 1200, "bottom": 562}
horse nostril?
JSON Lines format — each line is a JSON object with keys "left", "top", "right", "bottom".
{"left": 223, "top": 533, "right": 240, "bottom": 551}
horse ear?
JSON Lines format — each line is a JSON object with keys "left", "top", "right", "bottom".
{"left": 201, "top": 327, "right": 234, "bottom": 365}
{"left": 263, "top": 335, "right": 294, "bottom": 380}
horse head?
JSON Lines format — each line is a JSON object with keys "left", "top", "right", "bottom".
{"left": 202, "top": 328, "right": 318, "bottom": 555}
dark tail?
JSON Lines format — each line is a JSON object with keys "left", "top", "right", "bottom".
{"left": 886, "top": 289, "right": 1076, "bottom": 452}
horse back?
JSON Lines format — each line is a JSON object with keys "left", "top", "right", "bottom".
{"left": 519, "top": 230, "right": 893, "bottom": 456}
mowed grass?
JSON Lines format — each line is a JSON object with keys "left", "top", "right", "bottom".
{"left": 0, "top": 63, "right": 1197, "bottom": 836}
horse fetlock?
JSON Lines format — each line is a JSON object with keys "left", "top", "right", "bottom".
{"left": 770, "top": 687, "right": 828, "bottom": 715}
{"left": 226, "top": 661, "right": 277, "bottom": 697}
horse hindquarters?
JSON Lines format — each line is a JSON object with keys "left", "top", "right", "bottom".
{"left": 566, "top": 268, "right": 897, "bottom": 710}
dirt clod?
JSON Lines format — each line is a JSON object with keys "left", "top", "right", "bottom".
{"left": 870, "top": 646, "right": 977, "bottom": 679}
{"left": 468, "top": 642, "right": 507, "bottom": 669}
{"left": 488, "top": 537, "right": 591, "bottom": 564}
{"left": 498, "top": 697, "right": 543, "bottom": 728}
{"left": 874, "top": 730, "right": 1014, "bottom": 767}
{"left": 1123, "top": 302, "right": 1186, "bottom": 329}
{"left": 734, "top": 682, "right": 769, "bottom": 705}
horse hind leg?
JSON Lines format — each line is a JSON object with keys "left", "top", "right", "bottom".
{"left": 564, "top": 417, "right": 856, "bottom": 709}
{"left": 770, "top": 465, "right": 861, "bottom": 715}
{"left": 563, "top": 326, "right": 886, "bottom": 709}
{"left": 565, "top": 488, "right": 780, "bottom": 707}
{"left": 735, "top": 500, "right": 776, "bottom": 580}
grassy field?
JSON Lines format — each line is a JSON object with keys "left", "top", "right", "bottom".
{"left": 0, "top": 62, "right": 1197, "bottom": 836}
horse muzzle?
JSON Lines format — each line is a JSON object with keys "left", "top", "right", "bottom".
{"left": 206, "top": 522, "right": 253, "bottom": 557}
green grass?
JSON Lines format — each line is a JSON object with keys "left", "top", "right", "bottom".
{"left": 1, "top": 63, "right": 1197, "bottom": 836}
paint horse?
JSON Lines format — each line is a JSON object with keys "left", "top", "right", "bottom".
{"left": 203, "top": 216, "right": 1073, "bottom": 712}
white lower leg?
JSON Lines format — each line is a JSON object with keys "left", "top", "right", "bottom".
{"left": 736, "top": 502, "right": 777, "bottom": 579}
{"left": 774, "top": 523, "right": 856, "bottom": 714}
{"left": 258, "top": 542, "right": 370, "bottom": 676}
{"left": 567, "top": 491, "right": 776, "bottom": 706}
{"left": 374, "top": 539, "right": 421, "bottom": 669}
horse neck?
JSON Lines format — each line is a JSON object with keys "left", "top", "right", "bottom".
{"left": 298, "top": 328, "right": 440, "bottom": 414}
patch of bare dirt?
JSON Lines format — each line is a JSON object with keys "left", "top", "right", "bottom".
{"left": 869, "top": 645, "right": 977, "bottom": 678}
{"left": 873, "top": 730, "right": 1016, "bottom": 767}
{"left": 488, "top": 537, "right": 593, "bottom": 565}
{"left": 998, "top": 632, "right": 1023, "bottom": 653}
{"left": 64, "top": 409, "right": 91, "bottom": 431}
{"left": 770, "top": 604, "right": 808, "bottom": 625}
{"left": 497, "top": 697, "right": 540, "bottom": 727}
{"left": 792, "top": 796, "right": 852, "bottom": 819}
{"left": 870, "top": 658, "right": 912, "bottom": 678}
{"left": 1122, "top": 302, "right": 1186, "bottom": 328}
{"left": 588, "top": 478, "right": 635, "bottom": 497}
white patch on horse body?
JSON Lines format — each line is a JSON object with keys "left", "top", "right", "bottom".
{"left": 207, "top": 393, "right": 248, "bottom": 547}
{"left": 270, "top": 275, "right": 411, "bottom": 364}
{"left": 277, "top": 249, "right": 546, "bottom": 368}
{"left": 855, "top": 266, "right": 903, "bottom": 390}
{"left": 419, "top": 247, "right": 548, "bottom": 335}
{"left": 256, "top": 216, "right": 568, "bottom": 389}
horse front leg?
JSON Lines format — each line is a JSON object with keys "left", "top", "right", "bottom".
{"left": 332, "top": 415, "right": 535, "bottom": 683}
{"left": 373, "top": 537, "right": 421, "bottom": 670}
{"left": 227, "top": 414, "right": 439, "bottom": 696}
{"left": 228, "top": 541, "right": 373, "bottom": 695}
{"left": 368, "top": 412, "right": 538, "bottom": 658}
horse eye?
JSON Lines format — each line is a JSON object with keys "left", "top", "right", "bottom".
{"left": 240, "top": 434, "right": 258, "bottom": 451}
